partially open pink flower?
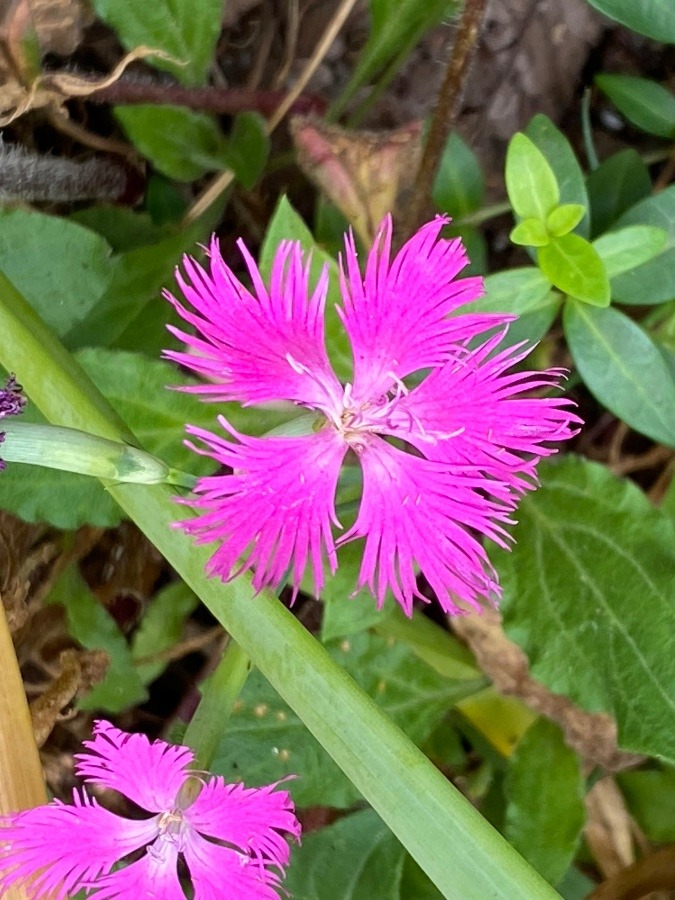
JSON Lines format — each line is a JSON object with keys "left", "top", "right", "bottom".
{"left": 165, "top": 215, "right": 580, "bottom": 615}
{"left": 0, "top": 721, "right": 300, "bottom": 899}
{"left": 0, "top": 373, "right": 26, "bottom": 470}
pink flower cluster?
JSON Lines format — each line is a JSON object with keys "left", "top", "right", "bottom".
{"left": 166, "top": 216, "right": 579, "bottom": 615}
{"left": 0, "top": 721, "right": 300, "bottom": 899}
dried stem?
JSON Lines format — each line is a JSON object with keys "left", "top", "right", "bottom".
{"left": 401, "top": 0, "right": 488, "bottom": 239}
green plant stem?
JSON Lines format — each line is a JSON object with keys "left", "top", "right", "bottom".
{"left": 451, "top": 200, "right": 513, "bottom": 228}
{"left": 0, "top": 272, "right": 559, "bottom": 900}
{"left": 581, "top": 88, "right": 600, "bottom": 172}
{"left": 182, "top": 638, "right": 252, "bottom": 771}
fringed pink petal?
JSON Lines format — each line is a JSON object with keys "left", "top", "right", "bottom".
{"left": 342, "top": 436, "right": 517, "bottom": 616}
{"left": 182, "top": 831, "right": 286, "bottom": 900}
{"left": 187, "top": 778, "right": 299, "bottom": 867}
{"left": 338, "top": 215, "right": 494, "bottom": 401}
{"left": 164, "top": 235, "right": 342, "bottom": 414}
{"left": 85, "top": 840, "right": 185, "bottom": 900}
{"left": 0, "top": 792, "right": 158, "bottom": 900}
{"left": 75, "top": 720, "right": 193, "bottom": 812}
{"left": 178, "top": 419, "right": 347, "bottom": 598}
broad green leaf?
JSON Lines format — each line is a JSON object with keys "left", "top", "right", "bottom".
{"left": 505, "top": 133, "right": 559, "bottom": 221}
{"left": 466, "top": 267, "right": 561, "bottom": 348}
{"left": 593, "top": 225, "right": 667, "bottom": 278}
{"left": 618, "top": 766, "right": 675, "bottom": 842}
{"left": 70, "top": 205, "right": 171, "bottom": 251}
{"left": 611, "top": 186, "right": 675, "bottom": 305}
{"left": 285, "top": 809, "right": 443, "bottom": 899}
{"left": 321, "top": 542, "right": 395, "bottom": 641}
{"left": 211, "top": 631, "right": 482, "bottom": 807}
{"left": 525, "top": 115, "right": 590, "bottom": 237}
{"left": 498, "top": 455, "right": 675, "bottom": 762}
{"left": 546, "top": 204, "right": 585, "bottom": 237}
{"left": 131, "top": 581, "right": 200, "bottom": 685}
{"left": 332, "top": 0, "right": 459, "bottom": 115}
{"left": 504, "top": 719, "right": 585, "bottom": 885}
{"left": 260, "top": 196, "right": 352, "bottom": 380}
{"left": 91, "top": 0, "right": 223, "bottom": 85}
{"left": 586, "top": 0, "right": 675, "bottom": 44}
{"left": 433, "top": 131, "right": 485, "bottom": 216}
{"left": 47, "top": 564, "right": 147, "bottom": 712}
{"left": 565, "top": 301, "right": 675, "bottom": 447}
{"left": 596, "top": 74, "right": 675, "bottom": 138}
{"left": 586, "top": 149, "right": 651, "bottom": 238}
{"left": 510, "top": 218, "right": 550, "bottom": 247}
{"left": 538, "top": 234, "right": 610, "bottom": 306}
{"left": 0, "top": 209, "right": 114, "bottom": 340}
{"left": 114, "top": 106, "right": 231, "bottom": 181}
{"left": 220, "top": 112, "right": 269, "bottom": 190}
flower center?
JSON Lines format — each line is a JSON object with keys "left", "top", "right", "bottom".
{"left": 156, "top": 807, "right": 189, "bottom": 850}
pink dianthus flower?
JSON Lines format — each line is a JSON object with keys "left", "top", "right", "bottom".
{"left": 165, "top": 215, "right": 580, "bottom": 615}
{"left": 0, "top": 720, "right": 300, "bottom": 899}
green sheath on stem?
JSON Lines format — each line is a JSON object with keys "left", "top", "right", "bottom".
{"left": 0, "top": 271, "right": 559, "bottom": 899}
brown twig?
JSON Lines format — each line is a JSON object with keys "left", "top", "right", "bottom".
{"left": 401, "top": 0, "right": 488, "bottom": 239}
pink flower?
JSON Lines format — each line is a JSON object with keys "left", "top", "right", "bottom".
{"left": 0, "top": 373, "right": 26, "bottom": 470}
{"left": 165, "top": 215, "right": 580, "bottom": 615}
{"left": 0, "top": 721, "right": 300, "bottom": 899}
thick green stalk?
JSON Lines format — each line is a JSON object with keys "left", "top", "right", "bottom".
{"left": 0, "top": 272, "right": 559, "bottom": 899}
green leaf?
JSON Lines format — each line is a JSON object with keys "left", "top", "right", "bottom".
{"left": 593, "top": 225, "right": 667, "bottom": 279}
{"left": 546, "top": 204, "right": 585, "bottom": 237}
{"left": 466, "top": 268, "right": 561, "bottom": 349}
{"left": 586, "top": 149, "right": 651, "bottom": 238}
{"left": 0, "top": 209, "right": 114, "bottom": 340}
{"left": 586, "top": 0, "right": 675, "bottom": 44}
{"left": 285, "top": 809, "right": 443, "bottom": 900}
{"left": 596, "top": 74, "right": 675, "bottom": 138}
{"left": 211, "top": 631, "right": 482, "bottom": 808}
{"left": 498, "top": 455, "right": 675, "bottom": 762}
{"left": 510, "top": 218, "right": 550, "bottom": 247}
{"left": 131, "top": 581, "right": 200, "bottom": 685}
{"left": 70, "top": 205, "right": 171, "bottom": 251}
{"left": 47, "top": 565, "right": 147, "bottom": 713}
{"left": 505, "top": 133, "right": 560, "bottom": 221}
{"left": 432, "top": 131, "right": 485, "bottom": 216}
{"left": 610, "top": 185, "right": 675, "bottom": 305}
{"left": 114, "top": 106, "right": 231, "bottom": 181}
{"left": 332, "top": 0, "right": 459, "bottom": 115}
{"left": 260, "top": 196, "right": 351, "bottom": 381}
{"left": 221, "top": 112, "right": 270, "bottom": 190}
{"left": 91, "top": 0, "right": 223, "bottom": 85}
{"left": 525, "top": 115, "right": 590, "bottom": 238}
{"left": 321, "top": 542, "right": 395, "bottom": 641}
{"left": 504, "top": 719, "right": 585, "bottom": 885}
{"left": 564, "top": 301, "right": 675, "bottom": 447}
{"left": 618, "top": 766, "right": 675, "bottom": 842}
{"left": 538, "top": 234, "right": 610, "bottom": 306}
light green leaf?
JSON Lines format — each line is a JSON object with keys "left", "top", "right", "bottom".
{"left": 546, "top": 204, "right": 585, "bottom": 238}
{"left": 611, "top": 185, "right": 675, "bottom": 305}
{"left": 510, "top": 218, "right": 550, "bottom": 247}
{"left": 131, "top": 581, "right": 200, "bottom": 685}
{"left": 433, "top": 131, "right": 485, "bottom": 217}
{"left": 115, "top": 106, "right": 231, "bottom": 181}
{"left": 564, "top": 301, "right": 675, "bottom": 447}
{"left": 504, "top": 719, "right": 585, "bottom": 885}
{"left": 538, "top": 234, "right": 610, "bottom": 306}
{"left": 505, "top": 133, "right": 559, "bottom": 221}
{"left": 0, "top": 208, "right": 114, "bottom": 340}
{"left": 47, "top": 565, "right": 147, "bottom": 712}
{"left": 211, "top": 631, "right": 482, "bottom": 807}
{"left": 593, "top": 225, "right": 667, "bottom": 279}
{"left": 586, "top": 0, "right": 675, "bottom": 44}
{"left": 466, "top": 267, "right": 561, "bottom": 348}
{"left": 260, "top": 196, "right": 351, "bottom": 380}
{"left": 91, "top": 0, "right": 223, "bottom": 85}
{"left": 285, "top": 809, "right": 443, "bottom": 900}
{"left": 618, "top": 766, "right": 675, "bottom": 842}
{"left": 586, "top": 149, "right": 651, "bottom": 238}
{"left": 596, "top": 74, "right": 675, "bottom": 138}
{"left": 498, "top": 455, "right": 675, "bottom": 762}
{"left": 525, "top": 115, "right": 590, "bottom": 238}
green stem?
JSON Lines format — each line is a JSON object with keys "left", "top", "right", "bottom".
{"left": 183, "top": 638, "right": 252, "bottom": 771}
{"left": 0, "top": 272, "right": 559, "bottom": 900}
{"left": 453, "top": 200, "right": 512, "bottom": 228}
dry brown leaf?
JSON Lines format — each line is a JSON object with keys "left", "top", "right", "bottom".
{"left": 27, "top": 0, "right": 93, "bottom": 58}
{"left": 452, "top": 607, "right": 644, "bottom": 772}
{"left": 585, "top": 778, "right": 636, "bottom": 879}
{"left": 290, "top": 116, "right": 423, "bottom": 247}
